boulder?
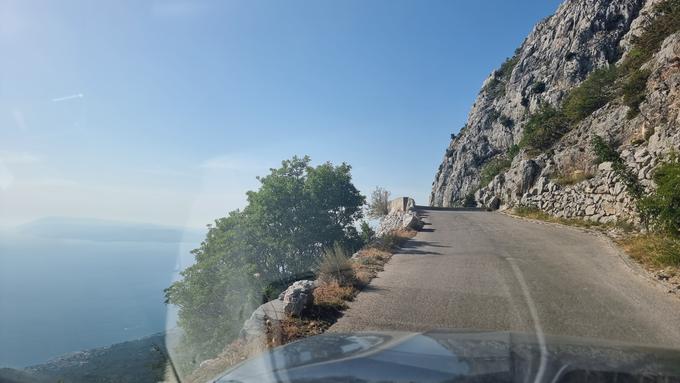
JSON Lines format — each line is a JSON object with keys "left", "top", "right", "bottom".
{"left": 279, "top": 280, "right": 316, "bottom": 317}
{"left": 598, "top": 161, "right": 613, "bottom": 172}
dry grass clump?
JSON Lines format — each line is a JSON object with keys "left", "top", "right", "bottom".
{"left": 313, "top": 280, "right": 356, "bottom": 309}
{"left": 512, "top": 205, "right": 633, "bottom": 231}
{"left": 374, "top": 228, "right": 417, "bottom": 251}
{"left": 619, "top": 234, "right": 680, "bottom": 268}
{"left": 267, "top": 315, "right": 331, "bottom": 348}
{"left": 553, "top": 154, "right": 595, "bottom": 186}
{"left": 317, "top": 243, "right": 355, "bottom": 286}
{"left": 555, "top": 169, "right": 594, "bottom": 186}
{"left": 354, "top": 268, "right": 374, "bottom": 288}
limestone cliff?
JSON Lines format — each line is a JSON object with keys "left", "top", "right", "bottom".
{"left": 431, "top": 0, "right": 679, "bottom": 224}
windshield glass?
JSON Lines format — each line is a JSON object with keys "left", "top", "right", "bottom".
{"left": 2, "top": 1, "right": 680, "bottom": 382}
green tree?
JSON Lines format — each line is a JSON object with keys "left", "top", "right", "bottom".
{"left": 359, "top": 221, "right": 375, "bottom": 245}
{"left": 165, "top": 156, "right": 365, "bottom": 369}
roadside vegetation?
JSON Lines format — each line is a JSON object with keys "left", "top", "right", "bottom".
{"left": 266, "top": 228, "right": 417, "bottom": 347}
{"left": 514, "top": 144, "right": 680, "bottom": 270}
{"left": 479, "top": 157, "right": 512, "bottom": 188}
{"left": 592, "top": 136, "right": 645, "bottom": 200}
{"left": 167, "top": 172, "right": 420, "bottom": 381}
{"left": 512, "top": 205, "right": 634, "bottom": 231}
{"left": 164, "top": 156, "right": 366, "bottom": 373}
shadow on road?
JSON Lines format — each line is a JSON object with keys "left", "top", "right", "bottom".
{"left": 416, "top": 205, "right": 488, "bottom": 212}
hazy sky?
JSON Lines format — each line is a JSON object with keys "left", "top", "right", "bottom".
{"left": 1, "top": 0, "right": 562, "bottom": 229}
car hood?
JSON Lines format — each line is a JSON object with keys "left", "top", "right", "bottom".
{"left": 213, "top": 330, "right": 680, "bottom": 383}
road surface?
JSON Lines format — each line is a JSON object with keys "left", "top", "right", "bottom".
{"left": 330, "top": 208, "right": 680, "bottom": 348}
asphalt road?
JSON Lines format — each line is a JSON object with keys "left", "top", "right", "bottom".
{"left": 329, "top": 208, "right": 680, "bottom": 348}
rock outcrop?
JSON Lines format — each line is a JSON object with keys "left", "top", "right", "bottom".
{"left": 239, "top": 280, "right": 317, "bottom": 344}
{"left": 431, "top": 0, "right": 680, "bottom": 224}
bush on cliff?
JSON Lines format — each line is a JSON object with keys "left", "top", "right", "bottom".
{"left": 164, "top": 156, "right": 365, "bottom": 369}
{"left": 621, "top": 0, "right": 680, "bottom": 73}
{"left": 484, "top": 55, "right": 520, "bottom": 99}
{"left": 562, "top": 66, "right": 618, "bottom": 123}
{"left": 622, "top": 68, "right": 651, "bottom": 119}
{"left": 479, "top": 157, "right": 511, "bottom": 187}
{"left": 520, "top": 106, "right": 570, "bottom": 152}
{"left": 639, "top": 157, "right": 680, "bottom": 236}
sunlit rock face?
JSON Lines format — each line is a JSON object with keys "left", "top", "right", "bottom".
{"left": 430, "top": 0, "right": 646, "bottom": 208}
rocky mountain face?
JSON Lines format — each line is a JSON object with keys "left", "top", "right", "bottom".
{"left": 431, "top": 0, "right": 680, "bottom": 224}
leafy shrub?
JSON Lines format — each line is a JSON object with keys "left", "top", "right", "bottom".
{"left": 487, "top": 109, "right": 501, "bottom": 122}
{"left": 562, "top": 66, "right": 618, "bottom": 122}
{"left": 367, "top": 186, "right": 390, "bottom": 218}
{"left": 621, "top": 0, "right": 680, "bottom": 72}
{"left": 590, "top": 136, "right": 644, "bottom": 200}
{"left": 463, "top": 193, "right": 477, "bottom": 207}
{"left": 507, "top": 144, "right": 520, "bottom": 159}
{"left": 483, "top": 55, "right": 520, "bottom": 99}
{"left": 499, "top": 115, "right": 514, "bottom": 128}
{"left": 622, "top": 68, "right": 651, "bottom": 119}
{"left": 520, "top": 106, "right": 570, "bottom": 151}
{"left": 479, "top": 157, "right": 511, "bottom": 187}
{"left": 317, "top": 243, "right": 355, "bottom": 286}
{"left": 531, "top": 81, "right": 546, "bottom": 94}
{"left": 592, "top": 135, "right": 620, "bottom": 163}
{"left": 639, "top": 158, "right": 680, "bottom": 235}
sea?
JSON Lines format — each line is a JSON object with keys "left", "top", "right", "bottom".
{"left": 0, "top": 218, "right": 201, "bottom": 368}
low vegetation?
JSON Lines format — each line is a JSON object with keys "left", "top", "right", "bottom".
{"left": 512, "top": 205, "right": 634, "bottom": 231}
{"left": 463, "top": 192, "right": 477, "bottom": 208}
{"left": 554, "top": 170, "right": 593, "bottom": 186}
{"left": 621, "top": 68, "right": 651, "bottom": 119}
{"left": 483, "top": 54, "right": 520, "bottom": 99}
{"left": 479, "top": 157, "right": 512, "bottom": 187}
{"left": 268, "top": 228, "right": 417, "bottom": 348}
{"left": 619, "top": 234, "right": 680, "bottom": 268}
{"left": 562, "top": 66, "right": 618, "bottom": 123}
{"left": 316, "top": 244, "right": 355, "bottom": 286}
{"left": 520, "top": 106, "right": 570, "bottom": 152}
{"left": 591, "top": 136, "right": 644, "bottom": 200}
{"left": 531, "top": 81, "right": 546, "bottom": 94}
{"left": 639, "top": 156, "right": 680, "bottom": 235}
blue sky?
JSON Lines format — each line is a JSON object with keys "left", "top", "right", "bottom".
{"left": 0, "top": 0, "right": 562, "bottom": 228}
